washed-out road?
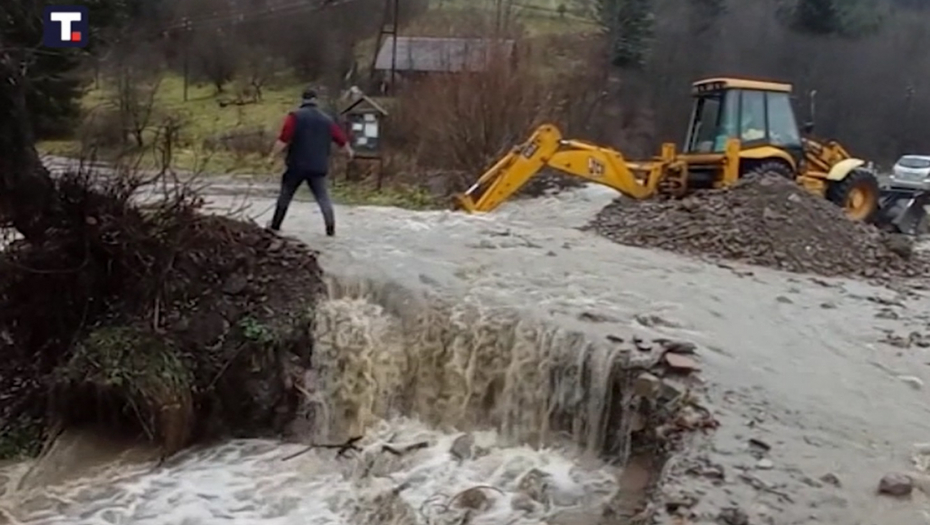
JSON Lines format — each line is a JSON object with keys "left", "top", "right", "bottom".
{"left": 200, "top": 179, "right": 930, "bottom": 525}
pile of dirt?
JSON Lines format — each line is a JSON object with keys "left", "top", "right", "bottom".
{"left": 517, "top": 169, "right": 585, "bottom": 198}
{"left": 0, "top": 171, "right": 325, "bottom": 458}
{"left": 586, "top": 175, "right": 927, "bottom": 279}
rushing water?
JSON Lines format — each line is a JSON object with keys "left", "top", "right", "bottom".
{"left": 0, "top": 273, "right": 644, "bottom": 525}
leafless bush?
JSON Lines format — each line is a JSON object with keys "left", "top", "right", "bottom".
{"left": 104, "top": 63, "right": 163, "bottom": 148}
{"left": 202, "top": 126, "right": 271, "bottom": 159}
{"left": 190, "top": 30, "right": 238, "bottom": 94}
{"left": 152, "top": 112, "right": 189, "bottom": 176}
{"left": 389, "top": 38, "right": 602, "bottom": 177}
{"left": 78, "top": 107, "right": 126, "bottom": 151}
{"left": 237, "top": 47, "right": 285, "bottom": 102}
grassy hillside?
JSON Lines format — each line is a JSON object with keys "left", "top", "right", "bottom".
{"left": 36, "top": 0, "right": 598, "bottom": 207}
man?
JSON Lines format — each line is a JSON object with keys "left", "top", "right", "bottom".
{"left": 268, "top": 87, "right": 354, "bottom": 236}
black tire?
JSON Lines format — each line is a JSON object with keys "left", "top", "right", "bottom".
{"left": 741, "top": 160, "right": 794, "bottom": 180}
{"left": 825, "top": 168, "right": 880, "bottom": 223}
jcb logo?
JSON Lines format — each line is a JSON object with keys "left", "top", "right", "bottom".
{"left": 587, "top": 157, "right": 604, "bottom": 178}
{"left": 521, "top": 141, "right": 539, "bottom": 159}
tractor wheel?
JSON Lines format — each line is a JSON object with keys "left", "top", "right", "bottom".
{"left": 825, "top": 169, "right": 880, "bottom": 223}
{"left": 742, "top": 160, "right": 794, "bottom": 179}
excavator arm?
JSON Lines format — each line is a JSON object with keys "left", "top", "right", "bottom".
{"left": 454, "top": 124, "right": 669, "bottom": 213}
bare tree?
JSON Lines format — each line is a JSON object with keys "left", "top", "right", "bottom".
{"left": 108, "top": 63, "right": 163, "bottom": 148}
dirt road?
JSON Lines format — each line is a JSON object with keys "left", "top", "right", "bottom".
{"left": 208, "top": 183, "right": 930, "bottom": 524}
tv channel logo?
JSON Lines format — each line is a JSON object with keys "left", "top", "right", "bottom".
{"left": 43, "top": 6, "right": 89, "bottom": 48}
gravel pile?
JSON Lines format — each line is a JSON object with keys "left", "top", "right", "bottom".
{"left": 586, "top": 175, "right": 927, "bottom": 279}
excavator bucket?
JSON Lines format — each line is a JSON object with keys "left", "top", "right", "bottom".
{"left": 875, "top": 188, "right": 930, "bottom": 235}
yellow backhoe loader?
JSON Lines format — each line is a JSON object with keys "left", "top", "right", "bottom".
{"left": 454, "top": 77, "right": 929, "bottom": 234}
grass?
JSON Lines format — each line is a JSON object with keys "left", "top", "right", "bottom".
{"left": 39, "top": 73, "right": 305, "bottom": 175}
{"left": 36, "top": 0, "right": 593, "bottom": 210}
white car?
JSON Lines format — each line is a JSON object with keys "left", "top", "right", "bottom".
{"left": 889, "top": 155, "right": 930, "bottom": 191}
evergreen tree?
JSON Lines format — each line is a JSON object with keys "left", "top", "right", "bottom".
{"left": 688, "top": 0, "right": 727, "bottom": 36}
{"left": 1, "top": 0, "right": 143, "bottom": 138}
{"left": 596, "top": 0, "right": 655, "bottom": 69}
{"left": 777, "top": 0, "right": 884, "bottom": 37}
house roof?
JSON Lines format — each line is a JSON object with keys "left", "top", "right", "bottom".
{"left": 374, "top": 36, "right": 516, "bottom": 73}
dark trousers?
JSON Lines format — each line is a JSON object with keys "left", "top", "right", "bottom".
{"left": 270, "top": 169, "right": 334, "bottom": 231}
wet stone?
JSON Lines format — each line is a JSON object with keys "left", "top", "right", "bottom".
{"left": 453, "top": 487, "right": 490, "bottom": 511}
{"left": 660, "top": 339, "right": 697, "bottom": 355}
{"left": 664, "top": 353, "right": 700, "bottom": 373}
{"left": 878, "top": 473, "right": 913, "bottom": 496}
{"left": 717, "top": 506, "right": 750, "bottom": 525}
{"left": 449, "top": 433, "right": 474, "bottom": 461}
{"left": 510, "top": 492, "right": 537, "bottom": 513}
{"left": 820, "top": 473, "right": 842, "bottom": 487}
{"left": 633, "top": 372, "right": 661, "bottom": 398}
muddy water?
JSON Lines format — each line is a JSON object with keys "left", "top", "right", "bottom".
{"left": 0, "top": 250, "right": 637, "bottom": 524}
{"left": 226, "top": 184, "right": 930, "bottom": 524}
{"left": 5, "top": 182, "right": 930, "bottom": 524}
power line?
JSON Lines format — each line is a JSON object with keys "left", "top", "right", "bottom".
{"left": 151, "top": 0, "right": 366, "bottom": 37}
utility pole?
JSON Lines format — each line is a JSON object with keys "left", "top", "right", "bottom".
{"left": 369, "top": 0, "right": 400, "bottom": 95}
{"left": 182, "top": 17, "right": 192, "bottom": 102}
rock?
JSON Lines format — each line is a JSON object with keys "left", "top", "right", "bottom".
{"left": 820, "top": 473, "right": 842, "bottom": 487}
{"left": 578, "top": 311, "right": 618, "bottom": 323}
{"left": 222, "top": 273, "right": 249, "bottom": 295}
{"left": 659, "top": 378, "right": 686, "bottom": 400}
{"left": 664, "top": 491, "right": 699, "bottom": 513}
{"left": 633, "top": 336, "right": 652, "bottom": 352}
{"left": 883, "top": 234, "right": 914, "bottom": 259}
{"left": 875, "top": 308, "right": 900, "bottom": 320}
{"left": 516, "top": 468, "right": 551, "bottom": 504}
{"left": 755, "top": 458, "right": 774, "bottom": 470}
{"left": 664, "top": 353, "right": 700, "bottom": 373}
{"left": 718, "top": 506, "right": 750, "bottom": 525}
{"left": 633, "top": 372, "right": 662, "bottom": 398}
{"left": 585, "top": 175, "right": 928, "bottom": 280}
{"left": 453, "top": 487, "right": 491, "bottom": 511}
{"left": 660, "top": 339, "right": 697, "bottom": 355}
{"left": 510, "top": 492, "right": 537, "bottom": 513}
{"left": 878, "top": 473, "right": 913, "bottom": 496}
{"left": 449, "top": 433, "right": 474, "bottom": 461}
{"left": 776, "top": 295, "right": 793, "bottom": 304}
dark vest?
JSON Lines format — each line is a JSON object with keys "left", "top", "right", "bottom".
{"left": 285, "top": 103, "right": 335, "bottom": 174}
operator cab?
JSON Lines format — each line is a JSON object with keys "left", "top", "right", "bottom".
{"left": 684, "top": 78, "right": 803, "bottom": 162}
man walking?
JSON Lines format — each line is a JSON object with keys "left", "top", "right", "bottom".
{"left": 268, "top": 87, "right": 353, "bottom": 236}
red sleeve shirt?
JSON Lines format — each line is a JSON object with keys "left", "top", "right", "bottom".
{"left": 277, "top": 113, "right": 349, "bottom": 147}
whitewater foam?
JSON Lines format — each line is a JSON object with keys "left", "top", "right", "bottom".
{"left": 2, "top": 418, "right": 619, "bottom": 524}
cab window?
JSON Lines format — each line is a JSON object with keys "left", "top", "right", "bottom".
{"left": 686, "top": 90, "right": 739, "bottom": 153}
{"left": 687, "top": 94, "right": 722, "bottom": 153}
{"left": 766, "top": 92, "right": 801, "bottom": 148}
{"left": 739, "top": 90, "right": 767, "bottom": 143}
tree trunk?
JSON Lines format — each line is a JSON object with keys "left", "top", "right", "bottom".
{"left": 0, "top": 46, "right": 60, "bottom": 242}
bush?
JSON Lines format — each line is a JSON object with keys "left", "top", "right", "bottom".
{"left": 78, "top": 107, "right": 127, "bottom": 151}
{"left": 388, "top": 36, "right": 604, "bottom": 183}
